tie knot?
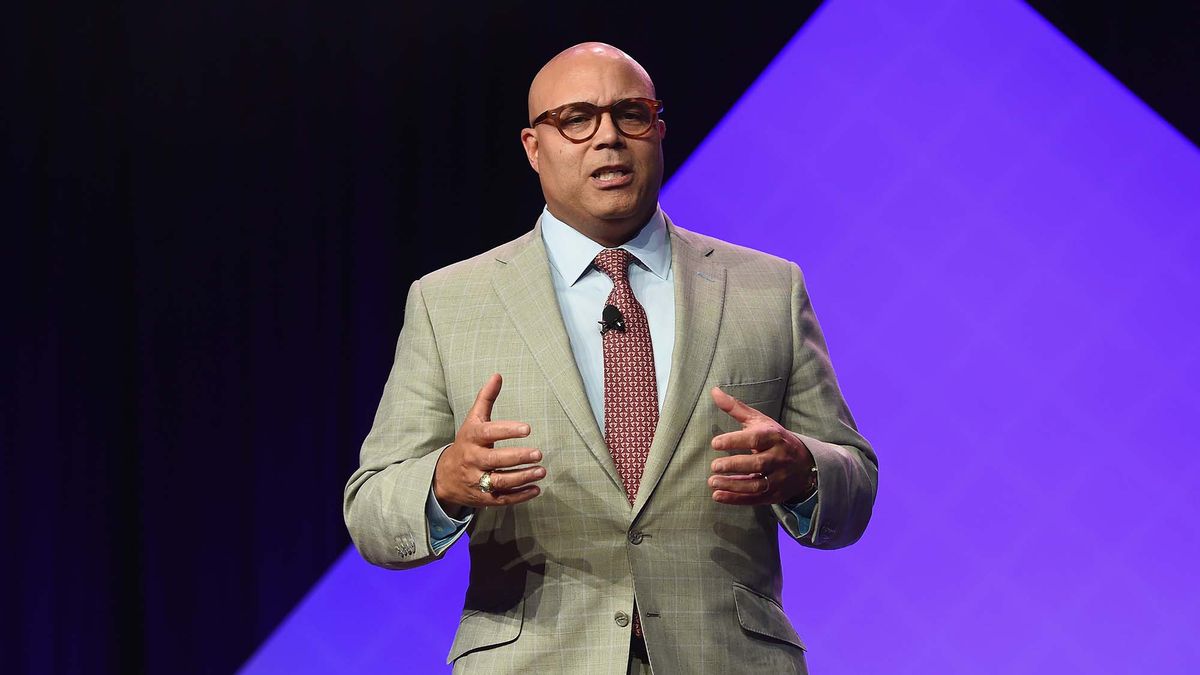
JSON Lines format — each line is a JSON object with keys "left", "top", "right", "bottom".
{"left": 593, "top": 248, "right": 635, "bottom": 283}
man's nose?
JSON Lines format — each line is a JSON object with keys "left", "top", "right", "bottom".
{"left": 592, "top": 111, "right": 625, "bottom": 148}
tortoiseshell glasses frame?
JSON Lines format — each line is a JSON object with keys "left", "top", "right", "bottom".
{"left": 530, "top": 98, "right": 665, "bottom": 143}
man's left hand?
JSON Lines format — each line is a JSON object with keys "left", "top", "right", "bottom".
{"left": 708, "top": 387, "right": 816, "bottom": 505}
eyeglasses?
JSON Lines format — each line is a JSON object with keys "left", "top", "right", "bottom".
{"left": 531, "top": 98, "right": 664, "bottom": 143}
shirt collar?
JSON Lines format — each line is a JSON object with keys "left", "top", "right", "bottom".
{"left": 540, "top": 205, "right": 672, "bottom": 286}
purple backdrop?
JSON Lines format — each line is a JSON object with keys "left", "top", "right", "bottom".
{"left": 243, "top": 0, "right": 1200, "bottom": 672}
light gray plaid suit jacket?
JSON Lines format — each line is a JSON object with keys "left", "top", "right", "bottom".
{"left": 344, "top": 214, "right": 878, "bottom": 674}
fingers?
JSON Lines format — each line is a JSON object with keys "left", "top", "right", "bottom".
{"left": 440, "top": 374, "right": 548, "bottom": 510}
{"left": 485, "top": 465, "right": 547, "bottom": 493}
{"left": 709, "top": 451, "right": 774, "bottom": 507}
{"left": 709, "top": 470, "right": 774, "bottom": 506}
{"left": 710, "top": 451, "right": 772, "bottom": 476}
{"left": 468, "top": 373, "right": 504, "bottom": 423}
{"left": 464, "top": 374, "right": 531, "bottom": 446}
{"left": 711, "top": 387, "right": 763, "bottom": 425}
{"left": 708, "top": 438, "right": 815, "bottom": 506}
{"left": 711, "top": 489, "right": 774, "bottom": 506}
{"left": 434, "top": 446, "right": 545, "bottom": 510}
{"left": 480, "top": 446, "right": 542, "bottom": 471}
{"left": 711, "top": 427, "right": 777, "bottom": 453}
{"left": 470, "top": 420, "right": 532, "bottom": 446}
{"left": 708, "top": 473, "right": 769, "bottom": 495}
{"left": 485, "top": 485, "right": 541, "bottom": 507}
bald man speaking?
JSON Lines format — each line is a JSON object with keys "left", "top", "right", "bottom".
{"left": 344, "top": 43, "right": 877, "bottom": 674}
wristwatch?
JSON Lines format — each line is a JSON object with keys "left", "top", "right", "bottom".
{"left": 797, "top": 462, "right": 819, "bottom": 501}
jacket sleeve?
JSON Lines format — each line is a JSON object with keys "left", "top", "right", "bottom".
{"left": 343, "top": 279, "right": 461, "bottom": 569}
{"left": 773, "top": 262, "right": 879, "bottom": 549}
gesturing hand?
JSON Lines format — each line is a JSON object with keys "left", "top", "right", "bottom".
{"left": 708, "top": 387, "right": 816, "bottom": 505}
{"left": 433, "top": 373, "right": 545, "bottom": 511}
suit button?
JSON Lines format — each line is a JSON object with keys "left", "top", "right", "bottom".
{"left": 628, "top": 531, "right": 644, "bottom": 545}
{"left": 393, "top": 533, "right": 416, "bottom": 557}
{"left": 614, "top": 611, "right": 630, "bottom": 627}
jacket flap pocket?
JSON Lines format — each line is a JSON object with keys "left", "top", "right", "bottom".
{"left": 733, "top": 583, "right": 805, "bottom": 651}
{"left": 445, "top": 599, "right": 525, "bottom": 664}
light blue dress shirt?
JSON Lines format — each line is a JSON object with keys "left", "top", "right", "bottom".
{"left": 425, "top": 206, "right": 816, "bottom": 552}
{"left": 541, "top": 206, "right": 676, "bottom": 428}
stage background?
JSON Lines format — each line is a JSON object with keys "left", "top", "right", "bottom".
{"left": 4, "top": 1, "right": 1198, "bottom": 673}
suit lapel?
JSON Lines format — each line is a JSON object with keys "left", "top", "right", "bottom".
{"left": 491, "top": 222, "right": 623, "bottom": 493}
{"left": 632, "top": 221, "right": 726, "bottom": 518}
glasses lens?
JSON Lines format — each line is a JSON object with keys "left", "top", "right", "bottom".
{"left": 612, "top": 100, "right": 655, "bottom": 136}
{"left": 558, "top": 103, "right": 598, "bottom": 140}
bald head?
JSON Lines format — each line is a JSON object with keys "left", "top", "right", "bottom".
{"left": 527, "top": 42, "right": 656, "bottom": 123}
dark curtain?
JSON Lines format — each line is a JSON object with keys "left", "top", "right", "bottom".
{"left": 2, "top": 2, "right": 821, "bottom": 672}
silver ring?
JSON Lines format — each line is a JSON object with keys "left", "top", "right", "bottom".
{"left": 478, "top": 471, "right": 493, "bottom": 494}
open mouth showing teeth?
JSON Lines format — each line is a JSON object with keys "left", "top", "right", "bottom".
{"left": 592, "top": 168, "right": 630, "bottom": 180}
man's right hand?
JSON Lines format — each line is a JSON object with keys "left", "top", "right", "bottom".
{"left": 433, "top": 373, "right": 545, "bottom": 512}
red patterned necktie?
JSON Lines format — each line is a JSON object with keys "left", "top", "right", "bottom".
{"left": 594, "top": 248, "right": 658, "bottom": 639}
{"left": 593, "top": 248, "right": 659, "bottom": 504}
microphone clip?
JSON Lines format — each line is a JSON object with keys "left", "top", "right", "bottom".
{"left": 599, "top": 304, "right": 626, "bottom": 335}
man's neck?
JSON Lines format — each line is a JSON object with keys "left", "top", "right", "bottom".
{"left": 546, "top": 208, "right": 656, "bottom": 248}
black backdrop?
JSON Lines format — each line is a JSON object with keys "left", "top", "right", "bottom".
{"left": 3, "top": 2, "right": 1197, "bottom": 673}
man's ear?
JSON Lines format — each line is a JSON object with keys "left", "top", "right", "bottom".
{"left": 520, "top": 128, "right": 540, "bottom": 173}
{"left": 657, "top": 119, "right": 667, "bottom": 141}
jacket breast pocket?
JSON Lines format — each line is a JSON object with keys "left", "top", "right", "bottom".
{"left": 732, "top": 582, "right": 806, "bottom": 652}
{"left": 446, "top": 598, "right": 525, "bottom": 666}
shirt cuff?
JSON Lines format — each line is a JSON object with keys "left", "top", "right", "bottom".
{"left": 426, "top": 485, "right": 473, "bottom": 554}
{"left": 782, "top": 490, "right": 819, "bottom": 537}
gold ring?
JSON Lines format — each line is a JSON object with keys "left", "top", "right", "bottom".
{"left": 754, "top": 472, "right": 770, "bottom": 494}
{"left": 478, "top": 471, "right": 493, "bottom": 494}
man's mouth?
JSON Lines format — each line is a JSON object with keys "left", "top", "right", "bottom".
{"left": 590, "top": 165, "right": 633, "bottom": 187}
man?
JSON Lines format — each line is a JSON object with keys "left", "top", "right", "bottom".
{"left": 344, "top": 42, "right": 877, "bottom": 674}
